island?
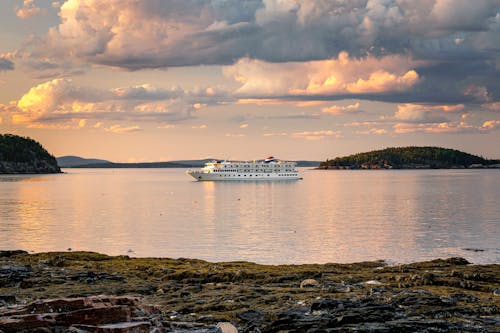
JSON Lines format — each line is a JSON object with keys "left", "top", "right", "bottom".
{"left": 0, "top": 134, "right": 61, "bottom": 174}
{"left": 319, "top": 146, "right": 499, "bottom": 170}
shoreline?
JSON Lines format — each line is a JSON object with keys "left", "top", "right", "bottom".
{"left": 1, "top": 250, "right": 498, "bottom": 332}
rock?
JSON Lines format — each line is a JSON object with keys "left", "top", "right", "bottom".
{"left": 310, "top": 298, "right": 343, "bottom": 312}
{"left": 0, "top": 251, "right": 28, "bottom": 258}
{"left": 236, "top": 309, "right": 265, "bottom": 325}
{"left": 300, "top": 279, "right": 319, "bottom": 288}
{"left": 0, "top": 295, "right": 162, "bottom": 333}
{"left": 0, "top": 265, "right": 32, "bottom": 287}
{"left": 493, "top": 289, "right": 500, "bottom": 296}
{"left": 68, "top": 271, "right": 125, "bottom": 284}
{"left": 216, "top": 322, "right": 238, "bottom": 333}
{"left": 0, "top": 296, "right": 16, "bottom": 306}
{"left": 364, "top": 280, "right": 383, "bottom": 285}
{"left": 450, "top": 293, "right": 479, "bottom": 303}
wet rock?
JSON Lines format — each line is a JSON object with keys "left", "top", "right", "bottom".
{"left": 310, "top": 298, "right": 343, "bottom": 312}
{"left": 236, "top": 309, "right": 265, "bottom": 326}
{"left": 0, "top": 265, "right": 32, "bottom": 287}
{"left": 0, "top": 250, "right": 28, "bottom": 258}
{"left": 68, "top": 271, "right": 125, "bottom": 284}
{"left": 0, "top": 296, "right": 16, "bottom": 306}
{"left": 450, "top": 293, "right": 480, "bottom": 303}
{"left": 0, "top": 295, "right": 162, "bottom": 333}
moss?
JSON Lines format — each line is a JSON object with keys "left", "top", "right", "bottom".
{"left": 1, "top": 251, "right": 498, "bottom": 325}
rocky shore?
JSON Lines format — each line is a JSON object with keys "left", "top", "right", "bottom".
{"left": 0, "top": 251, "right": 498, "bottom": 332}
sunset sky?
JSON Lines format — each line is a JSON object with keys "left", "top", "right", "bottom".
{"left": 0, "top": 0, "right": 499, "bottom": 162}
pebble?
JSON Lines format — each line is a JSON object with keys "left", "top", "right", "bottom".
{"left": 217, "top": 322, "right": 238, "bottom": 333}
{"left": 300, "top": 279, "right": 320, "bottom": 288}
{"left": 364, "top": 280, "right": 383, "bottom": 285}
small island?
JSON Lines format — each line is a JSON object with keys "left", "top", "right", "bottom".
{"left": 0, "top": 134, "right": 61, "bottom": 174}
{"left": 319, "top": 146, "right": 499, "bottom": 170}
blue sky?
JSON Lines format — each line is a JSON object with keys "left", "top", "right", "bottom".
{"left": 0, "top": 0, "right": 499, "bottom": 161}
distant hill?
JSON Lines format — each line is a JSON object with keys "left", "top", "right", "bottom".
{"left": 58, "top": 157, "right": 321, "bottom": 168}
{"left": 57, "top": 156, "right": 111, "bottom": 167}
{"left": 70, "top": 161, "right": 190, "bottom": 168}
{"left": 319, "top": 146, "right": 499, "bottom": 169}
{"left": 0, "top": 134, "right": 61, "bottom": 174}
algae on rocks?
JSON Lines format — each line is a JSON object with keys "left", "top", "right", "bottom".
{"left": 0, "top": 251, "right": 498, "bottom": 332}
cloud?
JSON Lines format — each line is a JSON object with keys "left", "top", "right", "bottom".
{"left": 393, "top": 120, "right": 500, "bottom": 134}
{"left": 0, "top": 57, "right": 15, "bottom": 71}
{"left": 356, "top": 127, "right": 388, "bottom": 135}
{"left": 104, "top": 125, "right": 141, "bottom": 133}
{"left": 192, "top": 124, "right": 208, "bottom": 129}
{"left": 322, "top": 102, "right": 361, "bottom": 115}
{"left": 113, "top": 84, "right": 181, "bottom": 100}
{"left": 157, "top": 124, "right": 175, "bottom": 129}
{"left": 263, "top": 132, "right": 288, "bottom": 137}
{"left": 16, "top": 1, "right": 494, "bottom": 66}
{"left": 9, "top": 0, "right": 500, "bottom": 105}
{"left": 16, "top": 0, "right": 46, "bottom": 19}
{"left": 239, "top": 123, "right": 249, "bottom": 128}
{"left": 291, "top": 130, "right": 341, "bottom": 140}
{"left": 393, "top": 103, "right": 466, "bottom": 123}
{"left": 225, "top": 52, "right": 422, "bottom": 98}
{"left": 481, "top": 102, "right": 500, "bottom": 112}
{"left": 225, "top": 133, "right": 245, "bottom": 137}
{"left": 1, "top": 78, "right": 225, "bottom": 128}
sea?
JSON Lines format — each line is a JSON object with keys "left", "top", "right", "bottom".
{"left": 0, "top": 168, "right": 498, "bottom": 265}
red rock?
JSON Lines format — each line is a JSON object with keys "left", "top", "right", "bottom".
{"left": 0, "top": 295, "right": 160, "bottom": 332}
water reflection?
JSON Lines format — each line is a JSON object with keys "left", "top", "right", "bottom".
{"left": 0, "top": 168, "right": 498, "bottom": 264}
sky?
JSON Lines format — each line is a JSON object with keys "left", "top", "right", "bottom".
{"left": 0, "top": 0, "right": 499, "bottom": 162}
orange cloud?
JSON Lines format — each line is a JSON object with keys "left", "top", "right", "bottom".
{"left": 226, "top": 52, "right": 422, "bottom": 97}
{"left": 393, "top": 120, "right": 499, "bottom": 134}
{"left": 394, "top": 103, "right": 465, "bottom": 123}
{"left": 263, "top": 132, "right": 288, "bottom": 137}
{"left": 322, "top": 102, "right": 360, "bottom": 115}
{"left": 16, "top": 0, "right": 46, "bottom": 19}
{"left": 357, "top": 128, "right": 388, "bottom": 135}
{"left": 291, "top": 130, "right": 341, "bottom": 140}
{"left": 481, "top": 102, "right": 500, "bottom": 112}
{"left": 104, "top": 125, "right": 141, "bottom": 133}
{"left": 346, "top": 70, "right": 419, "bottom": 93}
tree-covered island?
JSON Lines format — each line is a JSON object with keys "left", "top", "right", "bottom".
{"left": 0, "top": 134, "right": 61, "bottom": 174}
{"left": 319, "top": 146, "right": 499, "bottom": 170}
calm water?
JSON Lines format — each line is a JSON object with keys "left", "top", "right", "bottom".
{"left": 0, "top": 168, "right": 499, "bottom": 264}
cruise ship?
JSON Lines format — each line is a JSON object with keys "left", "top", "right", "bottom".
{"left": 187, "top": 156, "right": 300, "bottom": 181}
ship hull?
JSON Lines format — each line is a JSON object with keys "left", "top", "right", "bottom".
{"left": 187, "top": 171, "right": 300, "bottom": 181}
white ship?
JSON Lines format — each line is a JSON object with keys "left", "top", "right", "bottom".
{"left": 187, "top": 156, "right": 300, "bottom": 181}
